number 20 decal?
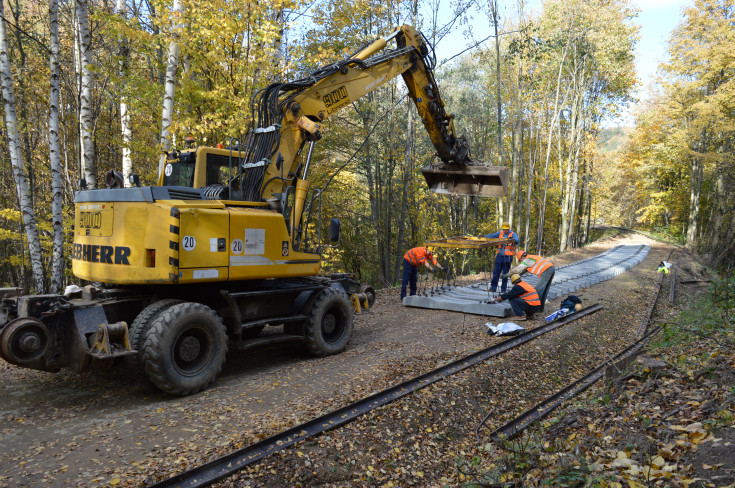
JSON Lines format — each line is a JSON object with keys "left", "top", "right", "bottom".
{"left": 182, "top": 236, "right": 196, "bottom": 251}
{"left": 231, "top": 239, "right": 244, "bottom": 254}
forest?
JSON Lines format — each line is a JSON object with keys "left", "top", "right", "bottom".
{"left": 0, "top": 0, "right": 732, "bottom": 294}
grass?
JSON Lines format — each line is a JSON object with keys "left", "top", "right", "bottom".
{"left": 656, "top": 274, "right": 734, "bottom": 350}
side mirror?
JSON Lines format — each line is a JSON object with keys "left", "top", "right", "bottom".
{"left": 78, "top": 178, "right": 87, "bottom": 190}
{"left": 329, "top": 218, "right": 341, "bottom": 244}
{"left": 129, "top": 174, "right": 141, "bottom": 187}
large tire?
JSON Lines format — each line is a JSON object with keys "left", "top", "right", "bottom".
{"left": 142, "top": 302, "right": 228, "bottom": 396}
{"left": 304, "top": 288, "right": 354, "bottom": 357}
{"left": 127, "top": 299, "right": 183, "bottom": 373}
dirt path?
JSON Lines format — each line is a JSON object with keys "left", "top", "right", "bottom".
{"left": 0, "top": 231, "right": 679, "bottom": 487}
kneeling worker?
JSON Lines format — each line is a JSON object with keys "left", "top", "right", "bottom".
{"left": 504, "top": 250, "right": 556, "bottom": 310}
{"left": 401, "top": 247, "right": 443, "bottom": 300}
{"left": 493, "top": 273, "right": 542, "bottom": 321}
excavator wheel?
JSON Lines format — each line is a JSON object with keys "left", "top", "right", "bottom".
{"left": 142, "top": 302, "right": 228, "bottom": 396}
{"left": 0, "top": 317, "right": 50, "bottom": 367}
{"left": 127, "top": 299, "right": 183, "bottom": 374}
{"left": 304, "top": 288, "right": 354, "bottom": 357}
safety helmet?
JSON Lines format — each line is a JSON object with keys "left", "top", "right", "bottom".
{"left": 516, "top": 250, "right": 527, "bottom": 261}
{"left": 502, "top": 222, "right": 510, "bottom": 230}
{"left": 510, "top": 273, "right": 522, "bottom": 283}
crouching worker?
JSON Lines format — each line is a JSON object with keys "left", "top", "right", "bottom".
{"left": 401, "top": 247, "right": 443, "bottom": 300}
{"left": 504, "top": 250, "right": 556, "bottom": 310}
{"left": 493, "top": 273, "right": 542, "bottom": 321}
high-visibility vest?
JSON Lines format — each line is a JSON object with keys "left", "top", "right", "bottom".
{"left": 498, "top": 230, "right": 517, "bottom": 256}
{"left": 517, "top": 280, "right": 541, "bottom": 307}
{"left": 404, "top": 247, "right": 436, "bottom": 267}
{"left": 525, "top": 254, "right": 553, "bottom": 276}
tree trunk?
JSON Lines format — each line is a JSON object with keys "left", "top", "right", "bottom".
{"left": 580, "top": 158, "right": 591, "bottom": 245}
{"left": 396, "top": 97, "right": 413, "bottom": 283}
{"left": 49, "top": 0, "right": 64, "bottom": 293}
{"left": 117, "top": 0, "right": 133, "bottom": 186}
{"left": 271, "top": 5, "right": 285, "bottom": 73}
{"left": 513, "top": 69, "right": 523, "bottom": 235}
{"left": 76, "top": 0, "right": 96, "bottom": 188}
{"left": 158, "top": 0, "right": 183, "bottom": 177}
{"left": 395, "top": 0, "right": 418, "bottom": 284}
{"left": 704, "top": 158, "right": 725, "bottom": 257}
{"left": 560, "top": 81, "right": 583, "bottom": 252}
{"left": 9, "top": 1, "right": 34, "bottom": 206}
{"left": 0, "top": 1, "right": 45, "bottom": 293}
{"left": 537, "top": 49, "right": 568, "bottom": 254}
{"left": 685, "top": 152, "right": 702, "bottom": 250}
{"left": 491, "top": 0, "right": 505, "bottom": 224}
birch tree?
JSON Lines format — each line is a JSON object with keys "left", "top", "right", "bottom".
{"left": 489, "top": 0, "right": 508, "bottom": 227}
{"left": 157, "top": 0, "right": 183, "bottom": 177}
{"left": 49, "top": 0, "right": 64, "bottom": 292}
{"left": 0, "top": 0, "right": 45, "bottom": 293}
{"left": 76, "top": 0, "right": 96, "bottom": 188}
{"left": 117, "top": 0, "right": 133, "bottom": 186}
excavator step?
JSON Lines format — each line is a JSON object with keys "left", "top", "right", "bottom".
{"left": 422, "top": 163, "right": 508, "bottom": 198}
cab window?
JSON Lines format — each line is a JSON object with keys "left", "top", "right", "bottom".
{"left": 206, "top": 154, "right": 238, "bottom": 186}
{"left": 162, "top": 161, "right": 195, "bottom": 187}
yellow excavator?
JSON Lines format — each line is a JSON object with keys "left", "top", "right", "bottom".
{"left": 0, "top": 25, "right": 507, "bottom": 395}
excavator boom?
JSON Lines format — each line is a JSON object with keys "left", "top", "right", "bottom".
{"left": 239, "top": 25, "right": 507, "bottom": 206}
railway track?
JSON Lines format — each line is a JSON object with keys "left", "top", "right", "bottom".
{"left": 483, "top": 249, "right": 676, "bottom": 442}
{"left": 149, "top": 246, "right": 667, "bottom": 488}
{"left": 148, "top": 305, "right": 603, "bottom": 488}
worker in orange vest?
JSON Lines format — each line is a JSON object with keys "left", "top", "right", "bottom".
{"left": 493, "top": 273, "right": 542, "bottom": 321}
{"left": 401, "top": 247, "right": 443, "bottom": 300}
{"left": 484, "top": 222, "right": 519, "bottom": 293}
{"left": 504, "top": 250, "right": 556, "bottom": 311}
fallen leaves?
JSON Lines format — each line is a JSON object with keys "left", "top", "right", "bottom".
{"left": 1, "top": 240, "right": 731, "bottom": 488}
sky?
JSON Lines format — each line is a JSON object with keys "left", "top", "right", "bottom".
{"left": 629, "top": 0, "right": 691, "bottom": 96}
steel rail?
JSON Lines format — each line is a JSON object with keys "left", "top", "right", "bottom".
{"left": 488, "top": 325, "right": 662, "bottom": 442}
{"left": 636, "top": 249, "right": 675, "bottom": 338}
{"left": 670, "top": 262, "right": 677, "bottom": 305}
{"left": 484, "top": 249, "right": 676, "bottom": 442}
{"left": 147, "top": 305, "right": 602, "bottom": 488}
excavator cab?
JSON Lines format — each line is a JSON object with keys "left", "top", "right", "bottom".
{"left": 159, "top": 146, "right": 247, "bottom": 199}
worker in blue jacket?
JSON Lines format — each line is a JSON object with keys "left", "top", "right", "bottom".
{"left": 485, "top": 222, "right": 519, "bottom": 293}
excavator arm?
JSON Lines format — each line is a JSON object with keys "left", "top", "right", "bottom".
{"left": 236, "top": 25, "right": 507, "bottom": 211}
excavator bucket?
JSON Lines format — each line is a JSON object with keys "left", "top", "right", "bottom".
{"left": 421, "top": 163, "right": 508, "bottom": 198}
